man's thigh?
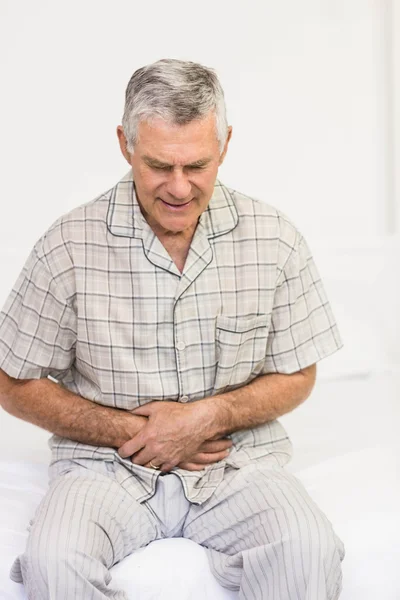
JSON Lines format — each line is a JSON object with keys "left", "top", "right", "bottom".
{"left": 11, "top": 458, "right": 161, "bottom": 586}
{"left": 182, "top": 458, "right": 345, "bottom": 594}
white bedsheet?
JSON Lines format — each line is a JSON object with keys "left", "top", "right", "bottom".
{"left": 1, "top": 446, "right": 399, "bottom": 600}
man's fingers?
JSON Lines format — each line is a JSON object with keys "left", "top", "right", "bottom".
{"left": 187, "top": 450, "right": 230, "bottom": 465}
{"left": 177, "top": 450, "right": 229, "bottom": 471}
{"left": 131, "top": 403, "right": 156, "bottom": 417}
{"left": 118, "top": 434, "right": 145, "bottom": 458}
{"left": 144, "top": 460, "right": 168, "bottom": 471}
{"left": 159, "top": 462, "right": 177, "bottom": 473}
{"left": 140, "top": 449, "right": 230, "bottom": 472}
{"left": 178, "top": 462, "right": 207, "bottom": 471}
{"left": 198, "top": 439, "right": 233, "bottom": 453}
{"left": 130, "top": 448, "right": 157, "bottom": 466}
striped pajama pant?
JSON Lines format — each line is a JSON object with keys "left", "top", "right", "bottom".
{"left": 10, "top": 456, "right": 345, "bottom": 599}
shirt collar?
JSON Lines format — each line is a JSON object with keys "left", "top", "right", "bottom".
{"left": 106, "top": 169, "right": 238, "bottom": 239}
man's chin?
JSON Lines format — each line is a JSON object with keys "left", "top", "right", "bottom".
{"left": 156, "top": 215, "right": 200, "bottom": 237}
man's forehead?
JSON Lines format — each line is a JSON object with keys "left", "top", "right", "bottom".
{"left": 136, "top": 115, "right": 218, "bottom": 148}
{"left": 133, "top": 116, "right": 220, "bottom": 167}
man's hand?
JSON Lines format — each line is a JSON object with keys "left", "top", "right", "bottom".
{"left": 176, "top": 437, "right": 232, "bottom": 471}
{"left": 118, "top": 400, "right": 223, "bottom": 472}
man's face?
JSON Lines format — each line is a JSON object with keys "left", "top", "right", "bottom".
{"left": 117, "top": 113, "right": 231, "bottom": 237}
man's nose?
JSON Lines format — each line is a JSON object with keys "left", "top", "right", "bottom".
{"left": 165, "top": 170, "right": 192, "bottom": 200}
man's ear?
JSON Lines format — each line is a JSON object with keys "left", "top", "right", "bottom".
{"left": 219, "top": 126, "right": 233, "bottom": 166}
{"left": 116, "top": 126, "right": 132, "bottom": 164}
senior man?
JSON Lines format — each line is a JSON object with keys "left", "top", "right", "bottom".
{"left": 0, "top": 59, "right": 345, "bottom": 599}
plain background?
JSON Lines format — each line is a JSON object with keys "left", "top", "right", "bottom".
{"left": 0, "top": 0, "right": 399, "bottom": 463}
{"left": 0, "top": 0, "right": 398, "bottom": 240}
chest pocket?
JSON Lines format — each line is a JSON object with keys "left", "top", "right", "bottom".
{"left": 213, "top": 314, "right": 269, "bottom": 394}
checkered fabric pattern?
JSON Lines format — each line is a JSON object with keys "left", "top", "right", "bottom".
{"left": 0, "top": 170, "right": 342, "bottom": 503}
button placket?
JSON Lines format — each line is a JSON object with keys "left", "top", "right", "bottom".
{"left": 173, "top": 299, "right": 185, "bottom": 400}
{"left": 175, "top": 338, "right": 187, "bottom": 402}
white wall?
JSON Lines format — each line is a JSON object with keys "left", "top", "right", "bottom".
{"left": 0, "top": 1, "right": 399, "bottom": 461}
{"left": 0, "top": 0, "right": 395, "bottom": 244}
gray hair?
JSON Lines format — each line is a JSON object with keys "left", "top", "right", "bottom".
{"left": 122, "top": 59, "right": 228, "bottom": 154}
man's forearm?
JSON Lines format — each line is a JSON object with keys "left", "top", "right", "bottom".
{"left": 202, "top": 365, "right": 317, "bottom": 439}
{"left": 0, "top": 372, "right": 145, "bottom": 448}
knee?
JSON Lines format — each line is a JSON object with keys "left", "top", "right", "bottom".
{"left": 277, "top": 519, "right": 344, "bottom": 599}
{"left": 315, "top": 517, "right": 345, "bottom": 565}
{"left": 25, "top": 513, "right": 114, "bottom": 580}
{"left": 25, "top": 533, "right": 79, "bottom": 578}
{"left": 319, "top": 525, "right": 345, "bottom": 599}
{"left": 295, "top": 516, "right": 345, "bottom": 594}
{"left": 23, "top": 534, "right": 114, "bottom": 598}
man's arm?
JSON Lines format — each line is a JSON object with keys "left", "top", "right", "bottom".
{"left": 0, "top": 369, "right": 232, "bottom": 467}
{"left": 201, "top": 363, "right": 317, "bottom": 439}
{"left": 0, "top": 368, "right": 146, "bottom": 449}
{"left": 118, "top": 364, "right": 317, "bottom": 471}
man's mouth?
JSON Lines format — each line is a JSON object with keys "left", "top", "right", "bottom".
{"left": 160, "top": 199, "right": 193, "bottom": 211}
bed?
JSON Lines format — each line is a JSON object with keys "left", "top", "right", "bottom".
{"left": 1, "top": 373, "right": 399, "bottom": 599}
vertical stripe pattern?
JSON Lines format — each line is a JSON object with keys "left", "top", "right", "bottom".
{"left": 10, "top": 459, "right": 161, "bottom": 598}
{"left": 183, "top": 459, "right": 345, "bottom": 600}
{"left": 10, "top": 457, "right": 345, "bottom": 599}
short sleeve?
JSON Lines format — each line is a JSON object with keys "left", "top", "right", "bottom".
{"left": 0, "top": 245, "right": 76, "bottom": 380}
{"left": 263, "top": 234, "right": 343, "bottom": 374}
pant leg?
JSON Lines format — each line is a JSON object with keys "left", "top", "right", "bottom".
{"left": 10, "top": 458, "right": 160, "bottom": 600}
{"left": 183, "top": 459, "right": 345, "bottom": 600}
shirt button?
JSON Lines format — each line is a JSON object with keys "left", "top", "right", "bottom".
{"left": 176, "top": 341, "right": 186, "bottom": 351}
{"left": 180, "top": 395, "right": 189, "bottom": 403}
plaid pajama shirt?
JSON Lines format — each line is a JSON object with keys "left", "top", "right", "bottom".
{"left": 0, "top": 168, "right": 342, "bottom": 504}
{"left": 1, "top": 169, "right": 345, "bottom": 599}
